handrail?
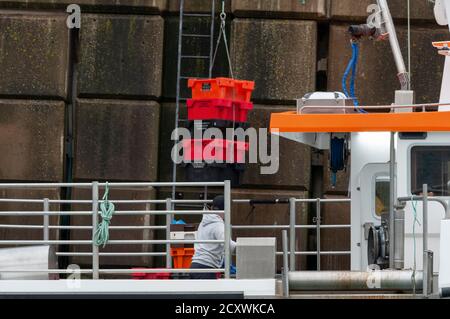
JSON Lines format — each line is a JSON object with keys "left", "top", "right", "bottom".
{"left": 299, "top": 101, "right": 450, "bottom": 113}
{"left": 0, "top": 181, "right": 351, "bottom": 278}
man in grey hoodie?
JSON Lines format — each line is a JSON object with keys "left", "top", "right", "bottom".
{"left": 190, "top": 195, "right": 236, "bottom": 279}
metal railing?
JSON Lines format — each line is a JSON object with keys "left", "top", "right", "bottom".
{"left": 232, "top": 198, "right": 351, "bottom": 271}
{"left": 0, "top": 181, "right": 232, "bottom": 279}
{"left": 0, "top": 181, "right": 351, "bottom": 279}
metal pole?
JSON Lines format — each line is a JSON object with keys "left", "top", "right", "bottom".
{"left": 289, "top": 198, "right": 296, "bottom": 271}
{"left": 43, "top": 198, "right": 50, "bottom": 242}
{"left": 288, "top": 270, "right": 423, "bottom": 291}
{"left": 423, "top": 250, "right": 433, "bottom": 298}
{"left": 422, "top": 184, "right": 429, "bottom": 296}
{"left": 423, "top": 184, "right": 428, "bottom": 255}
{"left": 316, "top": 198, "right": 321, "bottom": 271}
{"left": 172, "top": 0, "right": 185, "bottom": 200}
{"left": 282, "top": 230, "right": 290, "bottom": 298}
{"left": 377, "top": 0, "right": 410, "bottom": 90}
{"left": 91, "top": 182, "right": 99, "bottom": 279}
{"left": 389, "top": 132, "right": 396, "bottom": 269}
{"left": 166, "top": 198, "right": 173, "bottom": 269}
{"left": 224, "top": 180, "right": 231, "bottom": 279}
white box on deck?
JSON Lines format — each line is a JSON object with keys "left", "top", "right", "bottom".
{"left": 236, "top": 238, "right": 276, "bottom": 280}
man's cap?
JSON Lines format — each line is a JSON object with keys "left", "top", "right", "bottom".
{"left": 212, "top": 195, "right": 224, "bottom": 210}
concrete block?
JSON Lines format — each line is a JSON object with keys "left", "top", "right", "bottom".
{"left": 158, "top": 103, "right": 187, "bottom": 183}
{"left": 78, "top": 14, "right": 164, "bottom": 98}
{"left": 232, "top": 0, "right": 328, "bottom": 19}
{"left": 0, "top": 188, "right": 60, "bottom": 244}
{"left": 320, "top": 195, "right": 351, "bottom": 270}
{"left": 162, "top": 16, "right": 231, "bottom": 99}
{"left": 330, "top": 0, "right": 436, "bottom": 22}
{"left": 231, "top": 19, "right": 317, "bottom": 103}
{"left": 236, "top": 237, "right": 276, "bottom": 279}
{"left": 328, "top": 24, "right": 449, "bottom": 106}
{"left": 242, "top": 105, "right": 311, "bottom": 189}
{"left": 69, "top": 187, "right": 157, "bottom": 268}
{"left": 0, "top": 11, "right": 69, "bottom": 99}
{"left": 0, "top": 1, "right": 166, "bottom": 13}
{"left": 0, "top": 100, "right": 65, "bottom": 182}
{"left": 157, "top": 187, "right": 310, "bottom": 271}
{"left": 74, "top": 99, "right": 160, "bottom": 181}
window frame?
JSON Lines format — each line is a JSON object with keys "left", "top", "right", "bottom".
{"left": 408, "top": 143, "right": 450, "bottom": 197}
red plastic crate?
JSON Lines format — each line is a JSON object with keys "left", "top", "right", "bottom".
{"left": 131, "top": 269, "right": 171, "bottom": 280}
{"left": 171, "top": 248, "right": 195, "bottom": 269}
{"left": 182, "top": 139, "right": 249, "bottom": 163}
{"left": 188, "top": 77, "right": 255, "bottom": 103}
{"left": 187, "top": 98, "right": 253, "bottom": 123}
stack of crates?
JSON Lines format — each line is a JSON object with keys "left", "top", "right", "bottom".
{"left": 170, "top": 223, "right": 197, "bottom": 271}
{"left": 183, "top": 78, "right": 255, "bottom": 186}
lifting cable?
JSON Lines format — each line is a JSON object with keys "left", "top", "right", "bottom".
{"left": 211, "top": 0, "right": 234, "bottom": 79}
{"left": 342, "top": 41, "right": 367, "bottom": 113}
{"left": 94, "top": 182, "right": 115, "bottom": 248}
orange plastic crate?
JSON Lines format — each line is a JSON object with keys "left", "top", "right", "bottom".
{"left": 188, "top": 77, "right": 255, "bottom": 103}
{"left": 171, "top": 248, "right": 195, "bottom": 269}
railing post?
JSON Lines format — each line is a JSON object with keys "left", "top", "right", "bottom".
{"left": 289, "top": 198, "right": 296, "bottom": 271}
{"left": 166, "top": 198, "right": 173, "bottom": 269}
{"left": 316, "top": 198, "right": 321, "bottom": 271}
{"left": 43, "top": 198, "right": 50, "bottom": 242}
{"left": 282, "top": 230, "right": 290, "bottom": 297}
{"left": 423, "top": 184, "right": 428, "bottom": 256}
{"left": 92, "top": 182, "right": 99, "bottom": 280}
{"left": 224, "top": 180, "right": 231, "bottom": 279}
{"left": 423, "top": 184, "right": 429, "bottom": 296}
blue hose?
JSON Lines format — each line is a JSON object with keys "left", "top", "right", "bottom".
{"left": 342, "top": 42, "right": 367, "bottom": 113}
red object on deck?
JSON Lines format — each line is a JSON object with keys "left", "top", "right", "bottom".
{"left": 131, "top": 269, "right": 171, "bottom": 280}
{"left": 187, "top": 98, "right": 253, "bottom": 122}
{"left": 182, "top": 139, "right": 249, "bottom": 163}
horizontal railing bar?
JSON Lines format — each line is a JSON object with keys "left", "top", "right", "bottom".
{"left": 0, "top": 198, "right": 351, "bottom": 205}
{"left": 0, "top": 199, "right": 217, "bottom": 204}
{"left": 98, "top": 269, "right": 225, "bottom": 274}
{"left": 56, "top": 252, "right": 166, "bottom": 257}
{"left": 0, "top": 224, "right": 350, "bottom": 230}
{"left": 275, "top": 251, "right": 351, "bottom": 256}
{"left": 293, "top": 199, "right": 351, "bottom": 203}
{"left": 300, "top": 101, "right": 450, "bottom": 112}
{"left": 0, "top": 210, "right": 224, "bottom": 216}
{"left": 0, "top": 182, "right": 225, "bottom": 188}
{"left": 0, "top": 269, "right": 224, "bottom": 274}
{"left": 0, "top": 225, "right": 168, "bottom": 230}
{"left": 0, "top": 240, "right": 223, "bottom": 245}
{"left": 232, "top": 225, "right": 351, "bottom": 230}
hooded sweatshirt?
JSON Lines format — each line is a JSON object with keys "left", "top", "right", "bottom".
{"left": 191, "top": 214, "right": 236, "bottom": 269}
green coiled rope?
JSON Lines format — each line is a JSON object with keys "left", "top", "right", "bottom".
{"left": 94, "top": 182, "right": 115, "bottom": 248}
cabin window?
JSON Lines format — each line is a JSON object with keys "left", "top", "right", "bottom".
{"left": 375, "top": 177, "right": 390, "bottom": 217}
{"left": 411, "top": 146, "right": 450, "bottom": 196}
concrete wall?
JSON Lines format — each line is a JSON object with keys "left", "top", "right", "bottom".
{"left": 0, "top": 0, "right": 446, "bottom": 270}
